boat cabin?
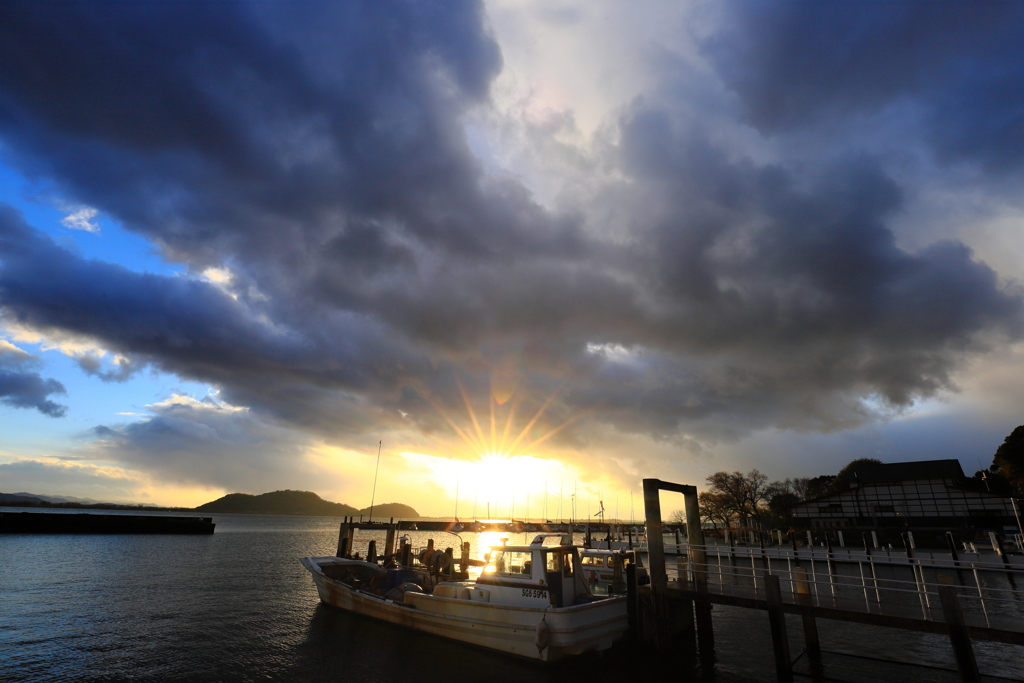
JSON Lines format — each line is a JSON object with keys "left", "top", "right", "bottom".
{"left": 475, "top": 535, "right": 594, "bottom": 608}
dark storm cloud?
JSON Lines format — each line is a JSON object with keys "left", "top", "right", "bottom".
{"left": 0, "top": 367, "right": 66, "bottom": 417}
{"left": 0, "top": 0, "right": 1021, "bottom": 475}
{"left": 706, "top": 1, "right": 1024, "bottom": 169}
{"left": 0, "top": 309, "right": 66, "bottom": 417}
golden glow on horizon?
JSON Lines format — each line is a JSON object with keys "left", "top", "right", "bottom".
{"left": 400, "top": 450, "right": 581, "bottom": 519}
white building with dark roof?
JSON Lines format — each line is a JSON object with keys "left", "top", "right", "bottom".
{"left": 790, "top": 459, "right": 1017, "bottom": 530}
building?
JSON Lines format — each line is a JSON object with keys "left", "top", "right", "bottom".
{"left": 790, "top": 459, "right": 1019, "bottom": 531}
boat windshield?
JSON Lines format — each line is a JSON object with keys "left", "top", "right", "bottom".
{"left": 484, "top": 550, "right": 534, "bottom": 578}
{"left": 545, "top": 550, "right": 573, "bottom": 577}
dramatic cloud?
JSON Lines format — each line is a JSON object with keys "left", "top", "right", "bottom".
{"left": 1, "top": 0, "right": 1023, "bottom": 498}
{"left": 706, "top": 2, "right": 1024, "bottom": 170}
{"left": 0, "top": 458, "right": 141, "bottom": 499}
{"left": 0, "top": 337, "right": 66, "bottom": 417}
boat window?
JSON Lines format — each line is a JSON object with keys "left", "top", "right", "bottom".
{"left": 484, "top": 551, "right": 534, "bottom": 578}
{"left": 546, "top": 551, "right": 572, "bottom": 577}
{"left": 545, "top": 551, "right": 562, "bottom": 573}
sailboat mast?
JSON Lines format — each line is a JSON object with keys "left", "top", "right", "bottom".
{"left": 368, "top": 440, "right": 382, "bottom": 522}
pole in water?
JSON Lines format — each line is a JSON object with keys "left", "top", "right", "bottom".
{"left": 368, "top": 440, "right": 382, "bottom": 522}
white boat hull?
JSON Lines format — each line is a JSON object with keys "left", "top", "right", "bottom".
{"left": 301, "top": 557, "right": 628, "bottom": 661}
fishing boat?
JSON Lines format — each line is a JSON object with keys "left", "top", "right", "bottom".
{"left": 300, "top": 534, "right": 628, "bottom": 661}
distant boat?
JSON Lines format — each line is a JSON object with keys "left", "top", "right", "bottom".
{"left": 450, "top": 522, "right": 464, "bottom": 533}
{"left": 469, "top": 521, "right": 485, "bottom": 532}
{"left": 301, "top": 535, "right": 627, "bottom": 661}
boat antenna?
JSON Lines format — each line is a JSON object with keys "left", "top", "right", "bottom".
{"left": 368, "top": 440, "right": 382, "bottom": 522}
{"left": 454, "top": 475, "right": 460, "bottom": 521}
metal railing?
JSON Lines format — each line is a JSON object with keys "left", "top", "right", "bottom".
{"left": 667, "top": 543, "right": 1024, "bottom": 633}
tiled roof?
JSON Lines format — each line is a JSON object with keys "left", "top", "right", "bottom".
{"left": 839, "top": 459, "right": 965, "bottom": 483}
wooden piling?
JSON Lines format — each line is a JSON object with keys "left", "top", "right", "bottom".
{"left": 794, "top": 567, "right": 820, "bottom": 654}
{"left": 384, "top": 524, "right": 396, "bottom": 558}
{"left": 937, "top": 582, "right": 980, "bottom": 683}
{"left": 460, "top": 541, "right": 470, "bottom": 574}
{"left": 337, "top": 520, "right": 352, "bottom": 558}
{"left": 367, "top": 540, "right": 377, "bottom": 564}
{"left": 764, "top": 573, "right": 794, "bottom": 683}
{"left": 694, "top": 565, "right": 715, "bottom": 655}
{"left": 626, "top": 562, "right": 639, "bottom": 638}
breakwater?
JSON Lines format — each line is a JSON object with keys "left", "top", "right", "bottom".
{"left": 0, "top": 510, "right": 215, "bottom": 534}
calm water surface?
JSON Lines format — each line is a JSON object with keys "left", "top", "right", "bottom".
{"left": 2, "top": 511, "right": 1022, "bottom": 682}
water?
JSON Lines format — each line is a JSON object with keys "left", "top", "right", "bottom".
{"left": 2, "top": 511, "right": 1022, "bottom": 682}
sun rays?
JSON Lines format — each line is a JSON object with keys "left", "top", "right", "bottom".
{"left": 420, "top": 372, "right": 589, "bottom": 463}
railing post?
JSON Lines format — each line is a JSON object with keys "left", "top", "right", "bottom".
{"left": 937, "top": 582, "right": 980, "bottom": 683}
{"left": 764, "top": 573, "right": 793, "bottom": 683}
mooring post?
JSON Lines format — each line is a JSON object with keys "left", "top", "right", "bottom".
{"left": 759, "top": 535, "right": 771, "bottom": 572}
{"left": 989, "top": 531, "right": 1011, "bottom": 568}
{"left": 626, "top": 562, "right": 639, "bottom": 639}
{"left": 764, "top": 573, "right": 793, "bottom": 683}
{"left": 680, "top": 483, "right": 713, "bottom": 657}
{"left": 337, "top": 520, "right": 352, "bottom": 558}
{"left": 444, "top": 548, "right": 455, "bottom": 578}
{"left": 400, "top": 540, "right": 412, "bottom": 566}
{"left": 367, "top": 540, "right": 377, "bottom": 564}
{"left": 642, "top": 478, "right": 669, "bottom": 646}
{"left": 460, "top": 541, "right": 470, "bottom": 574}
{"left": 725, "top": 529, "right": 737, "bottom": 585}
{"left": 937, "top": 579, "right": 979, "bottom": 683}
{"left": 946, "top": 532, "right": 960, "bottom": 565}
{"left": 793, "top": 567, "right": 819, "bottom": 654}
{"left": 384, "top": 524, "right": 396, "bottom": 558}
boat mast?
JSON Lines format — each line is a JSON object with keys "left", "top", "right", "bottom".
{"left": 368, "top": 440, "right": 382, "bottom": 522}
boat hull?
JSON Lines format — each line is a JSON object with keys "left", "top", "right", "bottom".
{"left": 301, "top": 557, "right": 628, "bottom": 661}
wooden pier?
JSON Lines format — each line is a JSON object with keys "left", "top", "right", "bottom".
{"left": 639, "top": 478, "right": 1024, "bottom": 683}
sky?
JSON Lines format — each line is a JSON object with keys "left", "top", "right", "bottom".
{"left": 2, "top": 0, "right": 1024, "bottom": 516}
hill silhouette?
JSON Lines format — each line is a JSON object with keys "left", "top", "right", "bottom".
{"left": 194, "top": 490, "right": 418, "bottom": 518}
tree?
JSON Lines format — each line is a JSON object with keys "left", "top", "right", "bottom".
{"left": 766, "top": 492, "right": 800, "bottom": 521}
{"left": 697, "top": 491, "right": 734, "bottom": 528}
{"left": 704, "top": 469, "right": 774, "bottom": 526}
{"left": 993, "top": 425, "right": 1024, "bottom": 495}
{"left": 835, "top": 458, "right": 882, "bottom": 485}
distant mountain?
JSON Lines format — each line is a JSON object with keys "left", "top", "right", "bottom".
{"left": 194, "top": 490, "right": 419, "bottom": 518}
{"left": 0, "top": 493, "right": 47, "bottom": 504}
{"left": 11, "top": 492, "right": 105, "bottom": 504}
{"left": 360, "top": 502, "right": 418, "bottom": 519}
